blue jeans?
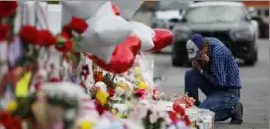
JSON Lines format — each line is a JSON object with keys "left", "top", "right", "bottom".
{"left": 185, "top": 68, "right": 240, "bottom": 121}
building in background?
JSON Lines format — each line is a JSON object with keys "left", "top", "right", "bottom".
{"left": 243, "top": 1, "right": 269, "bottom": 18}
{"left": 243, "top": 1, "right": 269, "bottom": 38}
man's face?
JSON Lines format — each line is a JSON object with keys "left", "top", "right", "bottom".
{"left": 200, "top": 43, "right": 208, "bottom": 57}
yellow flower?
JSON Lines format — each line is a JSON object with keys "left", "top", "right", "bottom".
{"left": 137, "top": 81, "right": 148, "bottom": 89}
{"left": 116, "top": 112, "right": 124, "bottom": 118}
{"left": 96, "top": 90, "right": 109, "bottom": 105}
{"left": 5, "top": 100, "right": 17, "bottom": 111}
{"left": 111, "top": 108, "right": 117, "bottom": 115}
{"left": 117, "top": 81, "right": 128, "bottom": 90}
{"left": 135, "top": 76, "right": 145, "bottom": 82}
{"left": 80, "top": 119, "right": 95, "bottom": 129}
{"left": 133, "top": 67, "right": 142, "bottom": 77}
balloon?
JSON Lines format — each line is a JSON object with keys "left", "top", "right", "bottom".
{"left": 129, "top": 21, "right": 155, "bottom": 52}
{"left": 110, "top": 0, "right": 143, "bottom": 20}
{"left": 61, "top": 1, "right": 120, "bottom": 25}
{"left": 147, "top": 29, "right": 173, "bottom": 52}
{"left": 61, "top": 1, "right": 105, "bottom": 25}
{"left": 86, "top": 34, "right": 141, "bottom": 74}
{"left": 75, "top": 1, "right": 132, "bottom": 64}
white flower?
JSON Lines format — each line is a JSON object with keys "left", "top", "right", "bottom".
{"left": 113, "top": 104, "right": 128, "bottom": 113}
{"left": 108, "top": 122, "right": 125, "bottom": 129}
{"left": 176, "top": 121, "right": 187, "bottom": 129}
{"left": 95, "top": 81, "right": 107, "bottom": 91}
{"left": 115, "top": 87, "right": 125, "bottom": 96}
{"left": 167, "top": 125, "right": 177, "bottom": 129}
{"left": 149, "top": 111, "right": 158, "bottom": 123}
{"left": 137, "top": 106, "right": 148, "bottom": 119}
{"left": 95, "top": 117, "right": 111, "bottom": 129}
{"left": 64, "top": 108, "right": 77, "bottom": 121}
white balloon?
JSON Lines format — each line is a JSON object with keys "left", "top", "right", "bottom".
{"left": 94, "top": 1, "right": 116, "bottom": 17}
{"left": 75, "top": 2, "right": 132, "bottom": 64}
{"left": 61, "top": 1, "right": 105, "bottom": 25}
{"left": 111, "top": 0, "right": 143, "bottom": 20}
{"left": 129, "top": 21, "right": 155, "bottom": 51}
{"left": 94, "top": 16, "right": 131, "bottom": 45}
{"left": 77, "top": 41, "right": 116, "bottom": 64}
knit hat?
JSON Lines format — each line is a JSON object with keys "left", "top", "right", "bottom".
{"left": 186, "top": 34, "right": 205, "bottom": 61}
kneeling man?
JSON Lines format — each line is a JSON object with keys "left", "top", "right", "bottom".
{"left": 185, "top": 34, "right": 243, "bottom": 124}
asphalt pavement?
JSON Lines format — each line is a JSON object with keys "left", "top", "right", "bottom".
{"left": 149, "top": 39, "right": 269, "bottom": 129}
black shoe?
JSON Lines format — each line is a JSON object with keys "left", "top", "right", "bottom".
{"left": 230, "top": 102, "right": 243, "bottom": 124}
{"left": 194, "top": 101, "right": 201, "bottom": 107}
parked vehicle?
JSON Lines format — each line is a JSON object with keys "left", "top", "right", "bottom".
{"left": 251, "top": 16, "right": 269, "bottom": 38}
{"left": 149, "top": 1, "right": 192, "bottom": 53}
{"left": 171, "top": 2, "right": 259, "bottom": 66}
{"left": 248, "top": 7, "right": 269, "bottom": 38}
{"left": 150, "top": 1, "right": 192, "bottom": 30}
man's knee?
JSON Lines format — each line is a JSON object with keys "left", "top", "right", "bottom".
{"left": 185, "top": 68, "right": 199, "bottom": 80}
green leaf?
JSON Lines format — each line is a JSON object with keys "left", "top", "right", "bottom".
{"left": 47, "top": 0, "right": 60, "bottom": 4}
{"left": 74, "top": 42, "right": 81, "bottom": 50}
{"left": 68, "top": 52, "right": 77, "bottom": 61}
{"left": 77, "top": 35, "right": 83, "bottom": 41}
{"left": 57, "top": 37, "right": 67, "bottom": 44}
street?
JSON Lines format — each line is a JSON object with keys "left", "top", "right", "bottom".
{"left": 150, "top": 39, "right": 269, "bottom": 129}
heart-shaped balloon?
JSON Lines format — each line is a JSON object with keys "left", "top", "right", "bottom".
{"left": 147, "top": 29, "right": 173, "bottom": 52}
{"left": 86, "top": 34, "right": 141, "bottom": 74}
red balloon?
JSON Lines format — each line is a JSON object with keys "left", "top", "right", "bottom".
{"left": 86, "top": 34, "right": 141, "bottom": 74}
{"left": 147, "top": 28, "right": 173, "bottom": 52}
{"left": 111, "top": 2, "right": 120, "bottom": 15}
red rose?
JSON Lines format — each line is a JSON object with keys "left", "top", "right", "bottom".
{"left": 0, "top": 111, "right": 22, "bottom": 129}
{"left": 55, "top": 33, "right": 73, "bottom": 52}
{"left": 107, "top": 88, "right": 115, "bottom": 97}
{"left": 49, "top": 77, "right": 61, "bottom": 82}
{"left": 80, "top": 81, "right": 85, "bottom": 88}
{"left": 94, "top": 100, "right": 109, "bottom": 115}
{"left": 63, "top": 39, "right": 73, "bottom": 51}
{"left": 135, "top": 88, "right": 146, "bottom": 97}
{"left": 172, "top": 102, "right": 185, "bottom": 115}
{"left": 19, "top": 25, "right": 41, "bottom": 44}
{"left": 69, "top": 16, "right": 88, "bottom": 34}
{"left": 0, "top": 23, "right": 10, "bottom": 41}
{"left": 62, "top": 25, "right": 72, "bottom": 38}
{"left": 0, "top": 1, "right": 18, "bottom": 18}
{"left": 60, "top": 32, "right": 69, "bottom": 39}
{"left": 39, "top": 30, "right": 57, "bottom": 46}
{"left": 34, "top": 82, "right": 42, "bottom": 90}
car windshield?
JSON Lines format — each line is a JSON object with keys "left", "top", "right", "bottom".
{"left": 183, "top": 5, "right": 247, "bottom": 23}
{"left": 157, "top": 1, "right": 191, "bottom": 11}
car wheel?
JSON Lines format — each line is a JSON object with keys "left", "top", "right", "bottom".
{"left": 244, "top": 51, "right": 258, "bottom": 66}
{"left": 172, "top": 58, "right": 185, "bottom": 67}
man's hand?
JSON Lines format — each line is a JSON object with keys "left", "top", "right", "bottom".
{"left": 199, "top": 54, "right": 210, "bottom": 62}
{"left": 192, "top": 60, "right": 202, "bottom": 71}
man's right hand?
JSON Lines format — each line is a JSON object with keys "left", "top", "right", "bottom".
{"left": 199, "top": 54, "right": 210, "bottom": 62}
